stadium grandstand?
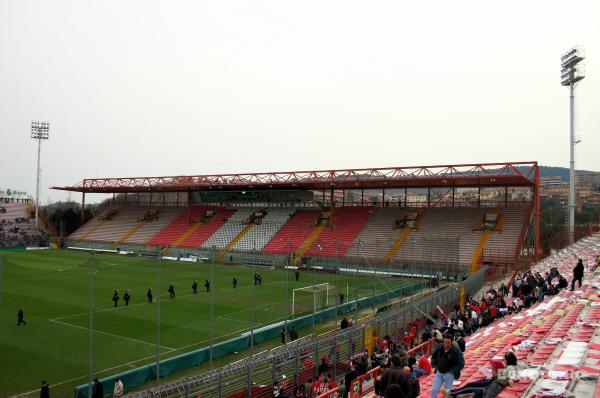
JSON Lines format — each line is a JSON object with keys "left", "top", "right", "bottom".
{"left": 89, "top": 233, "right": 600, "bottom": 398}
{"left": 1, "top": 161, "right": 596, "bottom": 398}
{"left": 0, "top": 194, "right": 50, "bottom": 248}
{"left": 54, "top": 161, "right": 542, "bottom": 274}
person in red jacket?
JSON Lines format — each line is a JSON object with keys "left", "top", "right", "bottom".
{"left": 412, "top": 351, "right": 432, "bottom": 379}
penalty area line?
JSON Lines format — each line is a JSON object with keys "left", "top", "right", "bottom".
{"left": 49, "top": 319, "right": 176, "bottom": 351}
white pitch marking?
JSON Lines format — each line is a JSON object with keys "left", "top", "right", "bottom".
{"left": 49, "top": 319, "right": 176, "bottom": 351}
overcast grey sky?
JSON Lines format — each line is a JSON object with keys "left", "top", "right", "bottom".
{"left": 1, "top": 0, "right": 599, "bottom": 204}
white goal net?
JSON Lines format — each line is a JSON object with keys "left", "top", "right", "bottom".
{"left": 292, "top": 283, "right": 332, "bottom": 315}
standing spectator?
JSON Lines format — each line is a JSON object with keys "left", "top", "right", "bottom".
{"left": 168, "top": 282, "right": 175, "bottom": 298}
{"left": 192, "top": 280, "right": 198, "bottom": 294}
{"left": 304, "top": 378, "right": 313, "bottom": 398}
{"left": 421, "top": 328, "right": 432, "bottom": 344}
{"left": 571, "top": 258, "right": 584, "bottom": 290}
{"left": 295, "top": 270, "right": 300, "bottom": 281}
{"left": 378, "top": 355, "right": 410, "bottom": 398}
{"left": 112, "top": 290, "right": 119, "bottom": 307}
{"left": 17, "top": 309, "right": 26, "bottom": 326}
{"left": 280, "top": 327, "right": 286, "bottom": 344}
{"left": 92, "top": 378, "right": 104, "bottom": 398}
{"left": 113, "top": 378, "right": 124, "bottom": 397}
{"left": 430, "top": 336, "right": 465, "bottom": 398}
{"left": 412, "top": 351, "right": 432, "bottom": 379}
{"left": 343, "top": 362, "right": 358, "bottom": 398}
{"left": 204, "top": 279, "right": 210, "bottom": 293}
{"left": 232, "top": 276, "right": 237, "bottom": 289}
{"left": 40, "top": 380, "right": 50, "bottom": 398}
{"left": 147, "top": 288, "right": 153, "bottom": 303}
{"left": 317, "top": 356, "right": 331, "bottom": 376}
{"left": 402, "top": 332, "right": 413, "bottom": 348}
{"left": 124, "top": 290, "right": 131, "bottom": 306}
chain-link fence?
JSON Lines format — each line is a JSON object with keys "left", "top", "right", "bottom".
{"left": 120, "top": 266, "right": 486, "bottom": 398}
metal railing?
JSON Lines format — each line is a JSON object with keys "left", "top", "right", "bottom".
{"left": 120, "top": 266, "right": 486, "bottom": 398}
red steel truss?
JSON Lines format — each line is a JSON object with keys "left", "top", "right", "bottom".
{"left": 53, "top": 161, "right": 538, "bottom": 193}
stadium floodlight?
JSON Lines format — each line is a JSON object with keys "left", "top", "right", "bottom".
{"left": 560, "top": 47, "right": 585, "bottom": 245}
{"left": 31, "top": 121, "right": 50, "bottom": 229}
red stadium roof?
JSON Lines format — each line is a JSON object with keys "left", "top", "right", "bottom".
{"left": 52, "top": 161, "right": 539, "bottom": 194}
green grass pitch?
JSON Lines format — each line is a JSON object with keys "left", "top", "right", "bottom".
{"left": 0, "top": 249, "right": 413, "bottom": 397}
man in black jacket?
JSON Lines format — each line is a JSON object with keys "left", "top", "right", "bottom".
{"left": 571, "top": 258, "right": 584, "bottom": 290}
{"left": 343, "top": 361, "right": 359, "bottom": 398}
{"left": 430, "top": 336, "right": 465, "bottom": 398}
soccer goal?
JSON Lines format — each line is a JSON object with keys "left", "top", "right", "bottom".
{"left": 292, "top": 283, "right": 332, "bottom": 316}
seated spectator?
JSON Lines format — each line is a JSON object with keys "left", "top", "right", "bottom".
{"left": 412, "top": 351, "right": 432, "bottom": 379}
{"left": 340, "top": 317, "right": 349, "bottom": 329}
{"left": 557, "top": 276, "right": 568, "bottom": 289}
{"left": 442, "top": 351, "right": 518, "bottom": 398}
{"left": 402, "top": 366, "right": 420, "bottom": 398}
{"left": 454, "top": 333, "right": 466, "bottom": 353}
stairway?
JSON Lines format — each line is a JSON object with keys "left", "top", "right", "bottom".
{"left": 215, "top": 224, "right": 254, "bottom": 262}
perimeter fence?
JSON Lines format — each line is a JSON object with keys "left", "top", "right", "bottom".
{"left": 110, "top": 266, "right": 486, "bottom": 398}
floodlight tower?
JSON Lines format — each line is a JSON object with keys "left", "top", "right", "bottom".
{"left": 31, "top": 121, "right": 50, "bottom": 228}
{"left": 560, "top": 47, "right": 585, "bottom": 245}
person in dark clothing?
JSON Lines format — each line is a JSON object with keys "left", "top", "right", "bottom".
{"left": 92, "top": 378, "right": 104, "bottom": 398}
{"left": 168, "top": 282, "right": 175, "bottom": 298}
{"left": 192, "top": 280, "right": 198, "bottom": 294}
{"left": 455, "top": 333, "right": 466, "bottom": 352}
{"left": 124, "top": 290, "right": 131, "bottom": 306}
{"left": 317, "top": 357, "right": 330, "bottom": 376}
{"left": 17, "top": 309, "right": 26, "bottom": 326}
{"left": 557, "top": 276, "right": 568, "bottom": 289}
{"left": 295, "top": 270, "right": 300, "bottom": 281}
{"left": 430, "top": 336, "right": 465, "bottom": 398}
{"left": 340, "top": 317, "right": 349, "bottom": 329}
{"left": 280, "top": 327, "right": 286, "bottom": 344}
{"left": 339, "top": 293, "right": 345, "bottom": 304}
{"left": 402, "top": 366, "right": 420, "bottom": 398}
{"left": 40, "top": 380, "right": 50, "bottom": 398}
{"left": 254, "top": 272, "right": 258, "bottom": 286}
{"left": 232, "top": 276, "right": 238, "bottom": 289}
{"left": 344, "top": 361, "right": 359, "bottom": 398}
{"left": 288, "top": 326, "right": 298, "bottom": 341}
{"left": 204, "top": 279, "right": 210, "bottom": 292}
{"left": 112, "top": 290, "right": 119, "bottom": 307}
{"left": 571, "top": 258, "right": 584, "bottom": 290}
{"left": 378, "top": 355, "right": 411, "bottom": 398}
{"left": 147, "top": 288, "right": 153, "bottom": 303}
